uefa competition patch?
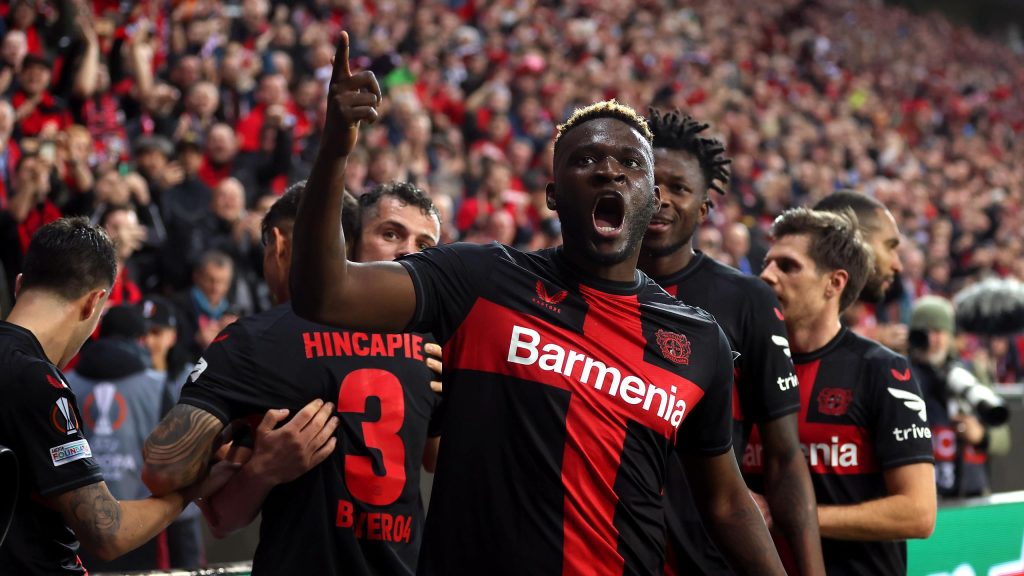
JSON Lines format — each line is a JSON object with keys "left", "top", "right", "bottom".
{"left": 50, "top": 439, "right": 93, "bottom": 467}
{"left": 189, "top": 357, "right": 208, "bottom": 382}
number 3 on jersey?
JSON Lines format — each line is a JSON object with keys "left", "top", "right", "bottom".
{"left": 336, "top": 369, "right": 406, "bottom": 506}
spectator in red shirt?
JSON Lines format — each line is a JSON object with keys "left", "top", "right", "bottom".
{"left": 98, "top": 204, "right": 145, "bottom": 307}
{"left": 12, "top": 54, "right": 73, "bottom": 138}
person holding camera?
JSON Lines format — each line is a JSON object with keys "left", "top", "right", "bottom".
{"left": 908, "top": 295, "right": 1011, "bottom": 499}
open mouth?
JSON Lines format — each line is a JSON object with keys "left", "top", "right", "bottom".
{"left": 593, "top": 194, "right": 625, "bottom": 236}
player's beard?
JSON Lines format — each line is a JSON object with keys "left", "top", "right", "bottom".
{"left": 642, "top": 226, "right": 694, "bottom": 259}
{"left": 859, "top": 272, "right": 888, "bottom": 304}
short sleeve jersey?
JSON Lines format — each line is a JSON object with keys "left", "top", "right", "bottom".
{"left": 742, "top": 328, "right": 934, "bottom": 576}
{"left": 0, "top": 322, "right": 103, "bottom": 575}
{"left": 398, "top": 243, "right": 734, "bottom": 576}
{"left": 177, "top": 305, "right": 440, "bottom": 576}
{"left": 652, "top": 252, "right": 799, "bottom": 575}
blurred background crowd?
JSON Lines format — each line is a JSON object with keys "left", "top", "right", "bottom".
{"left": 1, "top": 0, "right": 1023, "bottom": 385}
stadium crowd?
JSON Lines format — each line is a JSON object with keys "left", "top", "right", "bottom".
{"left": 2, "top": 0, "right": 1022, "bottom": 382}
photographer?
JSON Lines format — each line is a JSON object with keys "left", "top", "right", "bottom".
{"left": 908, "top": 296, "right": 1011, "bottom": 499}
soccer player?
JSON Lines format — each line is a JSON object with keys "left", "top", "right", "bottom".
{"left": 814, "top": 191, "right": 908, "bottom": 350}
{"left": 638, "top": 109, "right": 824, "bottom": 575}
{"left": 142, "top": 180, "right": 444, "bottom": 575}
{"left": 753, "top": 208, "right": 936, "bottom": 575}
{"left": 0, "top": 218, "right": 230, "bottom": 574}
{"left": 290, "top": 32, "right": 784, "bottom": 575}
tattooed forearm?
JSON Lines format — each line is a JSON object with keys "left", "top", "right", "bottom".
{"left": 71, "top": 483, "right": 121, "bottom": 536}
{"left": 143, "top": 405, "right": 223, "bottom": 492}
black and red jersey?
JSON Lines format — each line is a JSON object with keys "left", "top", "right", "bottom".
{"left": 178, "top": 305, "right": 440, "bottom": 576}
{"left": 653, "top": 252, "right": 798, "bottom": 575}
{"left": 398, "top": 243, "right": 734, "bottom": 576}
{"left": 0, "top": 322, "right": 102, "bottom": 575}
{"left": 743, "top": 328, "right": 934, "bottom": 576}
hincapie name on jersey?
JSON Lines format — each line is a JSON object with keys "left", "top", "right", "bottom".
{"left": 303, "top": 331, "right": 425, "bottom": 361}
{"left": 507, "top": 324, "right": 688, "bottom": 427}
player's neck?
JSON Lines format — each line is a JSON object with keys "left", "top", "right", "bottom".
{"left": 637, "top": 243, "right": 696, "bottom": 278}
{"left": 561, "top": 244, "right": 639, "bottom": 283}
{"left": 6, "top": 296, "right": 78, "bottom": 368}
{"left": 786, "top": 313, "right": 843, "bottom": 355}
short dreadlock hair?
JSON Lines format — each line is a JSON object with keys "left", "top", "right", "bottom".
{"left": 554, "top": 100, "right": 653, "bottom": 161}
{"left": 647, "top": 108, "right": 731, "bottom": 196}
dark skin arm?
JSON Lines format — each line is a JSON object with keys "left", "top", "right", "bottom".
{"left": 683, "top": 451, "right": 786, "bottom": 576}
{"left": 290, "top": 31, "right": 417, "bottom": 332}
{"left": 142, "top": 404, "right": 225, "bottom": 495}
{"left": 760, "top": 413, "right": 825, "bottom": 576}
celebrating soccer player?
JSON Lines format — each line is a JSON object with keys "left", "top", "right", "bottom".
{"left": 289, "top": 32, "right": 785, "bottom": 575}
{"left": 752, "top": 208, "right": 936, "bottom": 575}
{"left": 639, "top": 108, "right": 825, "bottom": 575}
{"left": 142, "top": 181, "right": 444, "bottom": 575}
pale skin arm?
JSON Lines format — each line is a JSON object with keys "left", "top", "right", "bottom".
{"left": 423, "top": 342, "right": 442, "bottom": 472}
{"left": 683, "top": 451, "right": 787, "bottom": 576}
{"left": 817, "top": 462, "right": 936, "bottom": 540}
{"left": 202, "top": 401, "right": 338, "bottom": 538}
{"left": 290, "top": 31, "right": 417, "bottom": 332}
{"left": 51, "top": 463, "right": 236, "bottom": 562}
{"left": 760, "top": 413, "right": 826, "bottom": 576}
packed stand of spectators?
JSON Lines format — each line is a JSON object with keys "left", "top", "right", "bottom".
{"left": 2, "top": 0, "right": 1023, "bottom": 375}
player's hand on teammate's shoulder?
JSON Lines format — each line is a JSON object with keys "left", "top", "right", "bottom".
{"left": 426, "top": 342, "right": 443, "bottom": 394}
{"left": 248, "top": 398, "right": 340, "bottom": 485}
{"left": 325, "top": 30, "right": 382, "bottom": 157}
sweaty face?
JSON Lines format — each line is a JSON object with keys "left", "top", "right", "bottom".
{"left": 860, "top": 208, "right": 903, "bottom": 303}
{"left": 760, "top": 234, "right": 832, "bottom": 328}
{"left": 550, "top": 117, "right": 658, "bottom": 266}
{"left": 356, "top": 196, "right": 440, "bottom": 263}
{"left": 642, "top": 148, "right": 708, "bottom": 257}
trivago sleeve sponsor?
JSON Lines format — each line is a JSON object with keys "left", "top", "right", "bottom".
{"left": 742, "top": 285, "right": 800, "bottom": 423}
{"left": 14, "top": 363, "right": 103, "bottom": 496}
{"left": 868, "top": 352, "right": 935, "bottom": 469}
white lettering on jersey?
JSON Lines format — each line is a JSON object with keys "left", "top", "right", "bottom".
{"left": 892, "top": 423, "right": 932, "bottom": 442}
{"left": 507, "top": 325, "right": 687, "bottom": 427}
{"left": 771, "top": 334, "right": 791, "bottom": 358}
{"left": 777, "top": 373, "right": 798, "bottom": 391}
{"left": 50, "top": 439, "right": 92, "bottom": 467}
{"left": 744, "top": 437, "right": 859, "bottom": 468}
{"left": 887, "top": 387, "right": 927, "bottom": 422}
{"left": 189, "top": 358, "right": 208, "bottom": 383}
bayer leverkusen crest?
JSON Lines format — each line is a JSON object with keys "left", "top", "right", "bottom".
{"left": 656, "top": 330, "right": 691, "bottom": 365}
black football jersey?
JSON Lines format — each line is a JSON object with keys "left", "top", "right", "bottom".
{"left": 399, "top": 243, "right": 735, "bottom": 576}
{"left": 178, "top": 305, "right": 440, "bottom": 576}
{"left": 743, "top": 328, "right": 934, "bottom": 576}
{"left": 653, "top": 252, "right": 799, "bottom": 575}
{"left": 0, "top": 322, "right": 103, "bottom": 575}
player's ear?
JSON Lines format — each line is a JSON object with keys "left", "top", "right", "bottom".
{"left": 827, "top": 269, "right": 849, "bottom": 301}
{"left": 652, "top": 184, "right": 661, "bottom": 207}
{"left": 13, "top": 273, "right": 22, "bottom": 297}
{"left": 80, "top": 288, "right": 108, "bottom": 322}
{"left": 272, "top": 227, "right": 289, "bottom": 261}
{"left": 545, "top": 182, "right": 557, "bottom": 211}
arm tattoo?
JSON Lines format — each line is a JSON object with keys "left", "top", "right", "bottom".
{"left": 144, "top": 404, "right": 223, "bottom": 487}
{"left": 65, "top": 483, "right": 122, "bottom": 545}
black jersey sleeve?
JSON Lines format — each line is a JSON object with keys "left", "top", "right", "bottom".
{"left": 397, "top": 242, "right": 493, "bottom": 343}
{"left": 866, "top": 351, "right": 935, "bottom": 469}
{"left": 676, "top": 326, "right": 734, "bottom": 456}
{"left": 177, "top": 320, "right": 260, "bottom": 424}
{"left": 14, "top": 363, "right": 103, "bottom": 497}
{"left": 738, "top": 283, "right": 799, "bottom": 423}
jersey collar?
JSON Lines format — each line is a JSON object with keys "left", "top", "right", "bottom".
{"left": 792, "top": 326, "right": 849, "bottom": 364}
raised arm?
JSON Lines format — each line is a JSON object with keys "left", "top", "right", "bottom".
{"left": 760, "top": 413, "right": 826, "bottom": 576}
{"left": 683, "top": 451, "right": 787, "bottom": 576}
{"left": 290, "top": 31, "right": 417, "bottom": 332}
{"left": 142, "top": 404, "right": 225, "bottom": 495}
{"left": 817, "top": 462, "right": 936, "bottom": 540}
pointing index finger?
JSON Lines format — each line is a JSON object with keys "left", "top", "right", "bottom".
{"left": 334, "top": 30, "right": 352, "bottom": 80}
